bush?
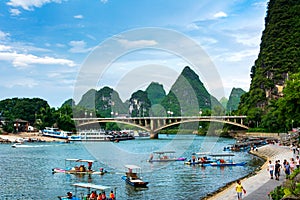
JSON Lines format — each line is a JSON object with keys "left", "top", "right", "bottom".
{"left": 270, "top": 186, "right": 285, "bottom": 200}
{"left": 271, "top": 168, "right": 300, "bottom": 200}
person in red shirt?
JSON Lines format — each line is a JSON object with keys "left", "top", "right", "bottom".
{"left": 101, "top": 191, "right": 107, "bottom": 200}
{"left": 89, "top": 191, "right": 97, "bottom": 200}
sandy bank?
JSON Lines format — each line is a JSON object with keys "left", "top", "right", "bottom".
{"left": 0, "top": 132, "right": 67, "bottom": 142}
{"left": 203, "top": 144, "right": 293, "bottom": 200}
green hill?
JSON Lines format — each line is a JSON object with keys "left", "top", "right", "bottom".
{"left": 238, "top": 0, "right": 300, "bottom": 130}
{"left": 227, "top": 88, "right": 245, "bottom": 113}
{"left": 219, "top": 97, "right": 228, "bottom": 109}
{"left": 161, "top": 66, "right": 224, "bottom": 116}
{"left": 78, "top": 87, "right": 127, "bottom": 117}
{"left": 145, "top": 82, "right": 166, "bottom": 105}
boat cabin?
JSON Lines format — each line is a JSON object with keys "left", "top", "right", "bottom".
{"left": 208, "top": 153, "right": 235, "bottom": 163}
{"left": 122, "top": 165, "right": 149, "bottom": 188}
{"left": 148, "top": 151, "right": 186, "bottom": 162}
{"left": 125, "top": 164, "right": 142, "bottom": 178}
{"left": 65, "top": 159, "right": 97, "bottom": 172}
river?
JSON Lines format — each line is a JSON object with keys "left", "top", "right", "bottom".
{"left": 0, "top": 134, "right": 263, "bottom": 199}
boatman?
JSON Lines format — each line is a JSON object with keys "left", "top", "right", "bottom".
{"left": 191, "top": 154, "right": 196, "bottom": 163}
{"left": 88, "top": 162, "right": 93, "bottom": 171}
{"left": 67, "top": 192, "right": 73, "bottom": 199}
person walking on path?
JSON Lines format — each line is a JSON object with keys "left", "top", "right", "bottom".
{"left": 274, "top": 160, "right": 281, "bottom": 181}
{"left": 296, "top": 156, "right": 300, "bottom": 169}
{"left": 267, "top": 160, "right": 275, "bottom": 179}
{"left": 235, "top": 180, "right": 246, "bottom": 200}
{"left": 290, "top": 158, "right": 295, "bottom": 172}
{"left": 284, "top": 161, "right": 291, "bottom": 179}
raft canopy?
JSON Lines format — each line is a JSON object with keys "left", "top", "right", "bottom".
{"left": 196, "top": 152, "right": 211, "bottom": 155}
{"left": 65, "top": 158, "right": 97, "bottom": 163}
{"left": 72, "top": 183, "right": 110, "bottom": 191}
{"left": 125, "top": 164, "right": 141, "bottom": 170}
{"left": 208, "top": 153, "right": 235, "bottom": 157}
{"left": 153, "top": 151, "right": 176, "bottom": 154}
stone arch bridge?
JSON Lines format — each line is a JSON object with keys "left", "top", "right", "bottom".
{"left": 73, "top": 116, "right": 248, "bottom": 139}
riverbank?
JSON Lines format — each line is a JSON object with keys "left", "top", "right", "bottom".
{"left": 0, "top": 132, "right": 67, "bottom": 143}
{"left": 203, "top": 144, "right": 293, "bottom": 200}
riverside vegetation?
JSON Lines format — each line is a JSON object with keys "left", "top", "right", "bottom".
{"left": 270, "top": 168, "right": 300, "bottom": 200}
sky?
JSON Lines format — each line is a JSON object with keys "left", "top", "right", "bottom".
{"left": 0, "top": 0, "right": 268, "bottom": 108}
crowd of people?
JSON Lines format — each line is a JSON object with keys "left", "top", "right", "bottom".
{"left": 87, "top": 190, "right": 115, "bottom": 200}
{"left": 234, "top": 145, "right": 300, "bottom": 200}
{"left": 65, "top": 190, "right": 115, "bottom": 200}
{"left": 267, "top": 155, "right": 300, "bottom": 180}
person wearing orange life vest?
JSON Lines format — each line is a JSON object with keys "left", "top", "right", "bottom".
{"left": 89, "top": 191, "right": 97, "bottom": 200}
{"left": 109, "top": 190, "right": 115, "bottom": 200}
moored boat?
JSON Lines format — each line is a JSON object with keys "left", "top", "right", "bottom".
{"left": 68, "top": 129, "right": 113, "bottom": 142}
{"left": 121, "top": 165, "right": 149, "bottom": 188}
{"left": 201, "top": 153, "right": 247, "bottom": 167}
{"left": 138, "top": 131, "right": 150, "bottom": 137}
{"left": 108, "top": 130, "right": 135, "bottom": 142}
{"left": 42, "top": 127, "right": 70, "bottom": 139}
{"left": 184, "top": 152, "right": 215, "bottom": 165}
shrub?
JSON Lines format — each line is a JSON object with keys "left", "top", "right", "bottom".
{"left": 270, "top": 186, "right": 285, "bottom": 200}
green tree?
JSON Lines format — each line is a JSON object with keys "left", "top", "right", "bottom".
{"left": 276, "top": 73, "right": 300, "bottom": 130}
{"left": 56, "top": 105, "right": 76, "bottom": 131}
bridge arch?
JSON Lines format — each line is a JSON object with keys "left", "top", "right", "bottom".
{"left": 76, "top": 119, "right": 151, "bottom": 132}
{"left": 154, "top": 118, "right": 249, "bottom": 133}
{"left": 73, "top": 116, "right": 248, "bottom": 138}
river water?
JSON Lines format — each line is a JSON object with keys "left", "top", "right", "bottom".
{"left": 0, "top": 134, "right": 263, "bottom": 200}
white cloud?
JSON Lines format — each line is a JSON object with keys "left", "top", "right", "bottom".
{"left": 253, "top": 1, "right": 267, "bottom": 8}
{"left": 69, "top": 40, "right": 92, "bottom": 53}
{"left": 100, "top": 0, "right": 108, "bottom": 4}
{"left": 186, "top": 23, "right": 200, "bottom": 31}
{"left": 0, "top": 31, "right": 10, "bottom": 40}
{"left": 56, "top": 43, "right": 65, "bottom": 48}
{"left": 233, "top": 33, "right": 261, "bottom": 47}
{"left": 117, "top": 39, "right": 158, "bottom": 49}
{"left": 213, "top": 11, "right": 227, "bottom": 18}
{"left": 4, "top": 78, "right": 38, "bottom": 88}
{"left": 0, "top": 51, "right": 76, "bottom": 67}
{"left": 0, "top": 44, "right": 12, "bottom": 51}
{"left": 9, "top": 8, "right": 21, "bottom": 16}
{"left": 7, "top": 0, "right": 62, "bottom": 11}
{"left": 221, "top": 49, "right": 258, "bottom": 62}
{"left": 74, "top": 15, "right": 83, "bottom": 19}
{"left": 198, "top": 37, "right": 218, "bottom": 46}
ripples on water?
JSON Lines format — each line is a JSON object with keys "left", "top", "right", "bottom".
{"left": 0, "top": 135, "right": 263, "bottom": 199}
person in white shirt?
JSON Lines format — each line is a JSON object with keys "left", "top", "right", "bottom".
{"left": 296, "top": 155, "right": 300, "bottom": 169}
{"left": 267, "top": 160, "right": 275, "bottom": 179}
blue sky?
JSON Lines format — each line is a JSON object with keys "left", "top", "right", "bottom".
{"left": 0, "top": 0, "right": 268, "bottom": 108}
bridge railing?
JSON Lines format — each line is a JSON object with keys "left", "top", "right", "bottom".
{"left": 72, "top": 115, "right": 247, "bottom": 120}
